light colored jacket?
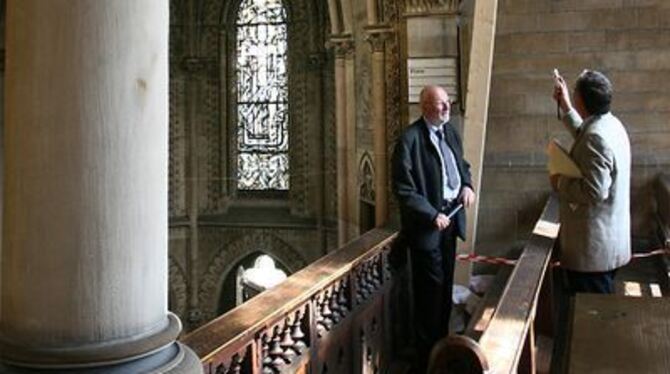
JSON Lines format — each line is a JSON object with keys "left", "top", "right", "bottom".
{"left": 557, "top": 110, "right": 631, "bottom": 272}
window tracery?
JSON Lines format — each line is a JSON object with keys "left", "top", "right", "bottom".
{"left": 236, "top": 0, "right": 290, "bottom": 191}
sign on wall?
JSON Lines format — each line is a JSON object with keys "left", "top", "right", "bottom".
{"left": 408, "top": 57, "right": 459, "bottom": 104}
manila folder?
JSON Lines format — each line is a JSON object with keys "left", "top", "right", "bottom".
{"left": 547, "top": 139, "right": 582, "bottom": 178}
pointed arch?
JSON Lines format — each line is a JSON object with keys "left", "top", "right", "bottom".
{"left": 198, "top": 231, "right": 307, "bottom": 321}
{"left": 359, "top": 152, "right": 375, "bottom": 204}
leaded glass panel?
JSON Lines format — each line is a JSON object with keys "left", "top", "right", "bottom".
{"left": 236, "top": 0, "right": 289, "bottom": 191}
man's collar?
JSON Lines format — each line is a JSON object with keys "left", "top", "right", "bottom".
{"left": 423, "top": 116, "right": 446, "bottom": 132}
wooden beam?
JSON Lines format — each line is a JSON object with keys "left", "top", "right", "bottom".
{"left": 455, "top": 0, "right": 499, "bottom": 285}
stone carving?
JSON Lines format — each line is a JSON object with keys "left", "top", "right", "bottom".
{"left": 384, "top": 0, "right": 403, "bottom": 217}
{"left": 329, "top": 37, "right": 355, "bottom": 59}
{"left": 365, "top": 28, "right": 393, "bottom": 53}
{"left": 405, "top": 0, "right": 460, "bottom": 14}
{"left": 168, "top": 256, "right": 189, "bottom": 320}
{"left": 169, "top": 77, "right": 188, "bottom": 217}
{"left": 359, "top": 153, "right": 375, "bottom": 204}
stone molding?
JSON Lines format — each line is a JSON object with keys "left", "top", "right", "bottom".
{"left": 328, "top": 35, "right": 355, "bottom": 58}
{"left": 365, "top": 26, "right": 394, "bottom": 53}
{"left": 404, "top": 0, "right": 460, "bottom": 15}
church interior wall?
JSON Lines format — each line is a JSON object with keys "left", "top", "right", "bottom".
{"left": 167, "top": 0, "right": 337, "bottom": 330}
{"left": 0, "top": 0, "right": 668, "bottom": 334}
{"left": 476, "top": 0, "right": 670, "bottom": 267}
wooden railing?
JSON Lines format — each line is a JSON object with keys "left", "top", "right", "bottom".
{"left": 181, "top": 228, "right": 410, "bottom": 374}
{"left": 429, "top": 195, "right": 560, "bottom": 374}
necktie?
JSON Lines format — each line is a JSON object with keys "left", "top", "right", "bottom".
{"left": 436, "top": 129, "right": 459, "bottom": 189}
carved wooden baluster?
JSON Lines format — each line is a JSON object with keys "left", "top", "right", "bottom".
{"left": 383, "top": 248, "right": 392, "bottom": 280}
{"left": 329, "top": 284, "right": 342, "bottom": 324}
{"left": 291, "top": 309, "right": 307, "bottom": 352}
{"left": 365, "top": 261, "right": 377, "bottom": 293}
{"left": 337, "top": 280, "right": 349, "bottom": 314}
{"left": 321, "top": 289, "right": 334, "bottom": 330}
{"left": 215, "top": 363, "right": 227, "bottom": 374}
{"left": 270, "top": 326, "right": 286, "bottom": 371}
{"left": 262, "top": 333, "right": 274, "bottom": 374}
{"left": 361, "top": 265, "right": 372, "bottom": 298}
{"left": 227, "top": 353, "right": 243, "bottom": 374}
{"left": 280, "top": 317, "right": 297, "bottom": 363}
{"left": 355, "top": 268, "right": 365, "bottom": 304}
{"left": 372, "top": 256, "right": 382, "bottom": 288}
{"left": 315, "top": 294, "right": 327, "bottom": 338}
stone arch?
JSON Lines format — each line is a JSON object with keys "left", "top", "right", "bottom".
{"left": 359, "top": 152, "right": 375, "bottom": 204}
{"left": 168, "top": 256, "right": 189, "bottom": 322}
{"left": 198, "top": 231, "right": 307, "bottom": 321}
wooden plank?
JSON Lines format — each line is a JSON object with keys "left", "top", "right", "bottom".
{"left": 464, "top": 266, "right": 512, "bottom": 341}
{"left": 477, "top": 195, "right": 559, "bottom": 374}
{"left": 455, "top": 0, "right": 499, "bottom": 285}
{"left": 568, "top": 294, "right": 670, "bottom": 374}
{"left": 182, "top": 229, "right": 397, "bottom": 361}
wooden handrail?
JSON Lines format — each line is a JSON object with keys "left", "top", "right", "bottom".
{"left": 478, "top": 195, "right": 559, "bottom": 373}
{"left": 430, "top": 195, "right": 560, "bottom": 374}
{"left": 181, "top": 228, "right": 401, "bottom": 373}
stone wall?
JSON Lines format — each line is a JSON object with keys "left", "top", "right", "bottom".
{"left": 477, "top": 0, "right": 670, "bottom": 262}
{"left": 167, "top": 0, "right": 336, "bottom": 330}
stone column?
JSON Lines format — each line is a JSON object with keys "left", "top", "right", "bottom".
{"left": 331, "top": 36, "right": 354, "bottom": 246}
{"left": 0, "top": 1, "right": 201, "bottom": 372}
{"left": 366, "top": 0, "right": 379, "bottom": 25}
{"left": 366, "top": 28, "right": 393, "bottom": 227}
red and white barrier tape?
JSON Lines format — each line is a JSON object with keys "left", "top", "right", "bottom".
{"left": 457, "top": 248, "right": 670, "bottom": 267}
{"left": 456, "top": 253, "right": 517, "bottom": 266}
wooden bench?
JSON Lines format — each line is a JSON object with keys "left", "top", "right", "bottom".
{"left": 567, "top": 294, "right": 670, "bottom": 374}
{"left": 428, "top": 195, "right": 560, "bottom": 374}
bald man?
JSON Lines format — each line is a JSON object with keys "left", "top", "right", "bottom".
{"left": 392, "top": 85, "right": 475, "bottom": 373}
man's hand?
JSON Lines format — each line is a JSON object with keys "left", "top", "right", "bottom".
{"left": 553, "top": 74, "right": 573, "bottom": 114}
{"left": 459, "top": 186, "right": 476, "bottom": 208}
{"left": 434, "top": 213, "right": 451, "bottom": 231}
{"left": 550, "top": 174, "right": 561, "bottom": 191}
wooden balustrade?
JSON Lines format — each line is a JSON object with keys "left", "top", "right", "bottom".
{"left": 181, "top": 228, "right": 411, "bottom": 374}
{"left": 429, "top": 195, "right": 560, "bottom": 374}
{"left": 183, "top": 196, "right": 563, "bottom": 373}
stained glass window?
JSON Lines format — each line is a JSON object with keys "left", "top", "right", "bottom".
{"left": 236, "top": 0, "right": 289, "bottom": 190}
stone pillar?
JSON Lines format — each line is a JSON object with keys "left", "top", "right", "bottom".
{"left": 332, "top": 36, "right": 354, "bottom": 246}
{"left": 366, "top": 0, "right": 379, "bottom": 25}
{"left": 366, "top": 28, "right": 393, "bottom": 227}
{"left": 0, "top": 1, "right": 201, "bottom": 372}
{"left": 345, "top": 47, "right": 359, "bottom": 241}
{"left": 458, "top": 0, "right": 498, "bottom": 285}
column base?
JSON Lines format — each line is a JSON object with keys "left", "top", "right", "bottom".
{"left": 0, "top": 342, "right": 202, "bottom": 374}
{"left": 0, "top": 313, "right": 203, "bottom": 372}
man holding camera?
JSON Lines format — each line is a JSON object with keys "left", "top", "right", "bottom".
{"left": 551, "top": 69, "right": 631, "bottom": 295}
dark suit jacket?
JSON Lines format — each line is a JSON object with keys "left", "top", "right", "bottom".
{"left": 391, "top": 118, "right": 473, "bottom": 251}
